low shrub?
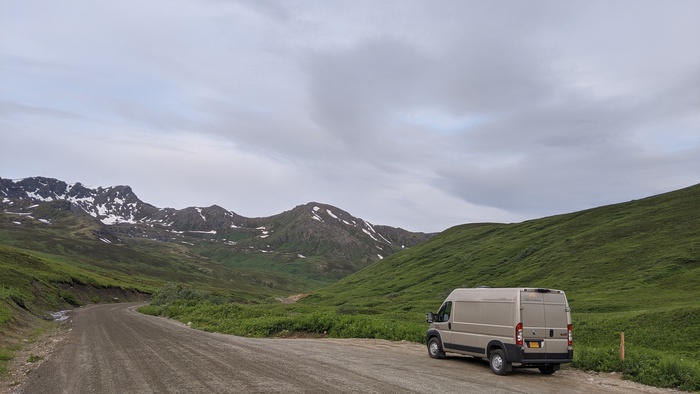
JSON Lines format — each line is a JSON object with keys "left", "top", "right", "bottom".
{"left": 149, "top": 283, "right": 228, "bottom": 306}
{"left": 572, "top": 347, "right": 624, "bottom": 372}
{"left": 137, "top": 305, "right": 166, "bottom": 316}
{"left": 624, "top": 349, "right": 700, "bottom": 392}
{"left": 142, "top": 297, "right": 426, "bottom": 343}
{"left": 0, "top": 303, "right": 12, "bottom": 326}
{"left": 573, "top": 346, "right": 700, "bottom": 392}
{"left": 0, "top": 347, "right": 13, "bottom": 375}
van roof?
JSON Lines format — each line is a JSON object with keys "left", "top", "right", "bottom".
{"left": 447, "top": 287, "right": 565, "bottom": 302}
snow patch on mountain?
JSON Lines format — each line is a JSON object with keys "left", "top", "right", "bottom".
{"left": 326, "top": 209, "right": 338, "bottom": 219}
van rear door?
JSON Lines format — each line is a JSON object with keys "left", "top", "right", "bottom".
{"left": 542, "top": 291, "right": 570, "bottom": 355}
{"left": 521, "top": 289, "right": 547, "bottom": 356}
{"left": 521, "top": 289, "right": 570, "bottom": 358}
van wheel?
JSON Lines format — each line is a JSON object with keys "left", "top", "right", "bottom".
{"left": 489, "top": 349, "right": 510, "bottom": 375}
{"left": 427, "top": 337, "right": 445, "bottom": 359}
{"left": 538, "top": 365, "right": 557, "bottom": 375}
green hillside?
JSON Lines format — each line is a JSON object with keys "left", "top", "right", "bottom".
{"left": 0, "top": 208, "right": 324, "bottom": 347}
{"left": 305, "top": 183, "right": 700, "bottom": 314}
{"left": 145, "top": 184, "right": 700, "bottom": 391}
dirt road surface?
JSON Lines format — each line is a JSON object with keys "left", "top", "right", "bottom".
{"left": 9, "top": 303, "right": 677, "bottom": 394}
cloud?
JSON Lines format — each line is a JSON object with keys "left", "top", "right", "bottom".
{"left": 1, "top": 0, "right": 699, "bottom": 232}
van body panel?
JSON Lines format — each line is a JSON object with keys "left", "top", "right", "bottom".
{"left": 426, "top": 287, "right": 573, "bottom": 374}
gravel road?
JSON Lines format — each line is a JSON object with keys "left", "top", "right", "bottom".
{"left": 10, "top": 303, "right": 677, "bottom": 394}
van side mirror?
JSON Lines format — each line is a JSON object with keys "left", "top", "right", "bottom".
{"left": 426, "top": 312, "right": 434, "bottom": 323}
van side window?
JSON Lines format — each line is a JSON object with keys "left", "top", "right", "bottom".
{"left": 437, "top": 301, "right": 452, "bottom": 322}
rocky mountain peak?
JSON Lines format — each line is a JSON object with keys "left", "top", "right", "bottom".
{"left": 1, "top": 176, "right": 433, "bottom": 269}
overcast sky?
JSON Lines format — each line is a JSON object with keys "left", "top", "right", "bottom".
{"left": 1, "top": 1, "right": 699, "bottom": 232}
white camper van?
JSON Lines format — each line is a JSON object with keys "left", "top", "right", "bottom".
{"left": 426, "top": 288, "right": 573, "bottom": 375}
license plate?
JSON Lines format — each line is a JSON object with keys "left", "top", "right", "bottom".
{"left": 528, "top": 341, "right": 540, "bottom": 348}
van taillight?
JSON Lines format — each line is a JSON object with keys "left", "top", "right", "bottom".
{"left": 567, "top": 324, "right": 573, "bottom": 346}
{"left": 516, "top": 322, "right": 523, "bottom": 346}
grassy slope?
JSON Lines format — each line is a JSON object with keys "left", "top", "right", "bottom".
{"left": 0, "top": 210, "right": 323, "bottom": 299}
{"left": 305, "top": 184, "right": 700, "bottom": 313}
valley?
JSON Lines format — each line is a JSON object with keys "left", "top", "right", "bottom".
{"left": 1, "top": 177, "right": 699, "bottom": 391}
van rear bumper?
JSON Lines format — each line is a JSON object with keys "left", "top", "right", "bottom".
{"left": 505, "top": 344, "right": 574, "bottom": 364}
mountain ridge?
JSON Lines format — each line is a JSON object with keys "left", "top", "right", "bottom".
{"left": 0, "top": 176, "right": 433, "bottom": 279}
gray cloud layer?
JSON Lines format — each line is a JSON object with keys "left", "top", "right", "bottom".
{"left": 2, "top": 0, "right": 699, "bottom": 231}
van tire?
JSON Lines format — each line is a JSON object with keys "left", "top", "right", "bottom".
{"left": 489, "top": 349, "right": 510, "bottom": 375}
{"left": 538, "top": 365, "right": 558, "bottom": 375}
{"left": 427, "top": 337, "right": 445, "bottom": 359}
